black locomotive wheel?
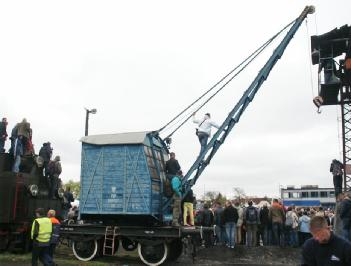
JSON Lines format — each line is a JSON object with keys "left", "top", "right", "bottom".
{"left": 138, "top": 242, "right": 168, "bottom": 266}
{"left": 72, "top": 239, "right": 98, "bottom": 261}
{"left": 121, "top": 237, "right": 137, "bottom": 251}
{"left": 167, "top": 239, "right": 183, "bottom": 261}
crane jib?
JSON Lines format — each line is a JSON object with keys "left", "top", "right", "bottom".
{"left": 176, "top": 6, "right": 315, "bottom": 202}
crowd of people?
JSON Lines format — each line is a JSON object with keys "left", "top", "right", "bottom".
{"left": 192, "top": 199, "right": 339, "bottom": 248}
{"left": 165, "top": 151, "right": 350, "bottom": 249}
{"left": 0, "top": 117, "right": 63, "bottom": 199}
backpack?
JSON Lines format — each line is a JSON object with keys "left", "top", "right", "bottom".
{"left": 246, "top": 207, "right": 258, "bottom": 223}
{"left": 285, "top": 211, "right": 293, "bottom": 227}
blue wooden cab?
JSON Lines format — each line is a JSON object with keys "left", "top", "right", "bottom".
{"left": 79, "top": 131, "right": 172, "bottom": 225}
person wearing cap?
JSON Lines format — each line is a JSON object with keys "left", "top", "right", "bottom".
{"left": 31, "top": 208, "right": 53, "bottom": 266}
{"left": 0, "top": 117, "right": 8, "bottom": 152}
{"left": 47, "top": 210, "right": 60, "bottom": 265}
{"left": 192, "top": 112, "right": 220, "bottom": 155}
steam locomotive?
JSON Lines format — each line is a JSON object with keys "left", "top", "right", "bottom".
{"left": 0, "top": 152, "right": 63, "bottom": 252}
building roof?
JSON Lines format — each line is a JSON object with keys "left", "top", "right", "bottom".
{"left": 80, "top": 131, "right": 151, "bottom": 145}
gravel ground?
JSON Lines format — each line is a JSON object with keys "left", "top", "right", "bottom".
{"left": 0, "top": 244, "right": 302, "bottom": 266}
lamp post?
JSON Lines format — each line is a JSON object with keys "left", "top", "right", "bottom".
{"left": 85, "top": 108, "right": 97, "bottom": 136}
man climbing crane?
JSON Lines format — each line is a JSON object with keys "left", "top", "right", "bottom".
{"left": 192, "top": 112, "right": 219, "bottom": 155}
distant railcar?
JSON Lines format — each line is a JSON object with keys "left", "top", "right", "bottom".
{"left": 0, "top": 153, "right": 63, "bottom": 251}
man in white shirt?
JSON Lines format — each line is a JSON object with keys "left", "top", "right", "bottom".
{"left": 192, "top": 112, "right": 220, "bottom": 155}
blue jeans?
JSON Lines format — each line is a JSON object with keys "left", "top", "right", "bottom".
{"left": 272, "top": 222, "right": 284, "bottom": 246}
{"left": 290, "top": 229, "right": 298, "bottom": 247}
{"left": 197, "top": 132, "right": 209, "bottom": 155}
{"left": 246, "top": 224, "right": 257, "bottom": 247}
{"left": 262, "top": 225, "right": 272, "bottom": 246}
{"left": 284, "top": 226, "right": 298, "bottom": 247}
{"left": 225, "top": 222, "right": 236, "bottom": 247}
{"left": 12, "top": 155, "right": 21, "bottom": 173}
{"left": 215, "top": 225, "right": 227, "bottom": 244}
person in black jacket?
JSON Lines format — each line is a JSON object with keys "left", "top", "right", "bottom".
{"left": 330, "top": 159, "right": 344, "bottom": 199}
{"left": 165, "top": 152, "right": 181, "bottom": 177}
{"left": 301, "top": 215, "right": 351, "bottom": 266}
{"left": 223, "top": 201, "right": 239, "bottom": 248}
{"left": 214, "top": 202, "right": 226, "bottom": 245}
{"left": 260, "top": 204, "right": 271, "bottom": 246}
{"left": 199, "top": 204, "right": 214, "bottom": 247}
{"left": 245, "top": 200, "right": 260, "bottom": 247}
{"left": 39, "top": 142, "right": 53, "bottom": 177}
{"left": 63, "top": 187, "right": 74, "bottom": 220}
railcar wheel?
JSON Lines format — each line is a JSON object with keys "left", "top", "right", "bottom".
{"left": 138, "top": 242, "right": 168, "bottom": 266}
{"left": 72, "top": 239, "right": 98, "bottom": 261}
{"left": 167, "top": 239, "right": 183, "bottom": 261}
{"left": 121, "top": 237, "right": 137, "bottom": 251}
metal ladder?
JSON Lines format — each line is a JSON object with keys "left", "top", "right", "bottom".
{"left": 103, "top": 226, "right": 118, "bottom": 256}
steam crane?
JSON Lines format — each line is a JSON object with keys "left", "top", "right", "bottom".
{"left": 311, "top": 24, "right": 351, "bottom": 192}
{"left": 157, "top": 5, "right": 316, "bottom": 205}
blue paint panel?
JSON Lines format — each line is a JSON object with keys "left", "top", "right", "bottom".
{"left": 283, "top": 200, "right": 321, "bottom": 206}
{"left": 80, "top": 144, "right": 153, "bottom": 215}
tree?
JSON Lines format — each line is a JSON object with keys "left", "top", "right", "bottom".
{"left": 64, "top": 180, "right": 80, "bottom": 199}
{"left": 214, "top": 192, "right": 227, "bottom": 206}
{"left": 203, "top": 191, "right": 227, "bottom": 206}
{"left": 233, "top": 187, "right": 246, "bottom": 204}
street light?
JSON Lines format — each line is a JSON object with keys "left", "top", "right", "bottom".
{"left": 85, "top": 108, "right": 97, "bottom": 136}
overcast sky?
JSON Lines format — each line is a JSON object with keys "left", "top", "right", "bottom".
{"left": 1, "top": 0, "right": 350, "bottom": 198}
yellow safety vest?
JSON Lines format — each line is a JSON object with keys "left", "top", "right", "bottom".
{"left": 31, "top": 217, "right": 52, "bottom": 243}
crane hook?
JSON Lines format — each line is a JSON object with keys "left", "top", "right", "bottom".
{"left": 313, "top": 96, "right": 323, "bottom": 114}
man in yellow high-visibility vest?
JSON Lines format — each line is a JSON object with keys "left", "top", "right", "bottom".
{"left": 31, "top": 208, "right": 53, "bottom": 266}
